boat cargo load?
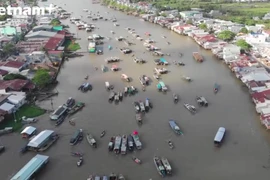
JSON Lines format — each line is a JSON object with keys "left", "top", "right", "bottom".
{"left": 193, "top": 52, "right": 203, "bottom": 62}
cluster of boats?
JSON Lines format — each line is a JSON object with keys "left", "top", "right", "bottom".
{"left": 157, "top": 81, "right": 168, "bottom": 92}
{"left": 153, "top": 156, "right": 172, "bottom": 177}
{"left": 134, "top": 99, "right": 152, "bottom": 113}
{"left": 105, "top": 57, "right": 120, "bottom": 63}
{"left": 139, "top": 75, "right": 150, "bottom": 86}
{"left": 108, "top": 91, "right": 123, "bottom": 104}
{"left": 87, "top": 173, "right": 125, "bottom": 180}
{"left": 108, "top": 132, "right": 142, "bottom": 154}
{"left": 78, "top": 83, "right": 92, "bottom": 92}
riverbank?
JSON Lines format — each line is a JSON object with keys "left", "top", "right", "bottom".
{"left": 1, "top": 0, "right": 270, "bottom": 179}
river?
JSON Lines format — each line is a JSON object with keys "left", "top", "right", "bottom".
{"left": 0, "top": 0, "right": 270, "bottom": 179}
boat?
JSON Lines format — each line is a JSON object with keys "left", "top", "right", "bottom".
{"left": 161, "top": 157, "right": 172, "bottom": 175}
{"left": 139, "top": 101, "right": 145, "bottom": 112}
{"left": 127, "top": 135, "right": 134, "bottom": 151}
{"left": 183, "top": 103, "right": 196, "bottom": 114}
{"left": 70, "top": 129, "right": 83, "bottom": 145}
{"left": 145, "top": 98, "right": 150, "bottom": 112}
{"left": 111, "top": 65, "right": 119, "bottom": 71}
{"left": 132, "top": 132, "right": 142, "bottom": 150}
{"left": 169, "top": 120, "right": 183, "bottom": 135}
{"left": 121, "top": 74, "right": 130, "bottom": 82}
{"left": 157, "top": 81, "right": 167, "bottom": 92}
{"left": 101, "top": 65, "right": 107, "bottom": 72}
{"left": 102, "top": 176, "right": 108, "bottom": 180}
{"left": 167, "top": 140, "right": 174, "bottom": 149}
{"left": 114, "top": 93, "right": 119, "bottom": 104}
{"left": 108, "top": 92, "right": 115, "bottom": 102}
{"left": 193, "top": 52, "right": 203, "bottom": 62}
{"left": 153, "top": 72, "right": 160, "bottom": 80}
{"left": 109, "top": 173, "right": 117, "bottom": 180}
{"left": 119, "top": 92, "right": 123, "bottom": 101}
{"left": 108, "top": 136, "right": 115, "bottom": 151}
{"left": 159, "top": 57, "right": 169, "bottom": 65}
{"left": 139, "top": 76, "right": 146, "bottom": 85}
{"left": 153, "top": 156, "right": 166, "bottom": 177}
{"left": 135, "top": 113, "right": 142, "bottom": 124}
{"left": 66, "top": 97, "right": 75, "bottom": 108}
{"left": 113, "top": 136, "right": 122, "bottom": 154}
{"left": 132, "top": 156, "right": 141, "bottom": 164}
{"left": 182, "top": 75, "right": 191, "bottom": 82}
{"left": 55, "top": 114, "right": 66, "bottom": 126}
{"left": 196, "top": 96, "right": 208, "bottom": 106}
{"left": 121, "top": 135, "right": 127, "bottom": 155}
{"left": 154, "top": 67, "right": 167, "bottom": 74}
{"left": 134, "top": 101, "right": 140, "bottom": 112}
{"left": 68, "top": 102, "right": 85, "bottom": 116}
{"left": 0, "top": 145, "right": 5, "bottom": 154}
{"left": 214, "top": 83, "right": 219, "bottom": 94}
{"left": 94, "top": 176, "right": 101, "bottom": 180}
{"left": 86, "top": 133, "right": 97, "bottom": 148}
{"left": 100, "top": 130, "right": 106, "bottom": 138}
{"left": 173, "top": 94, "right": 179, "bottom": 103}
{"left": 214, "top": 127, "right": 226, "bottom": 147}
{"left": 118, "top": 174, "right": 125, "bottom": 180}
{"left": 77, "top": 157, "right": 83, "bottom": 167}
{"left": 88, "top": 41, "right": 96, "bottom": 53}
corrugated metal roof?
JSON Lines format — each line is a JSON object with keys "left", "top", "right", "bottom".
{"left": 21, "top": 126, "right": 36, "bottom": 135}
{"left": 27, "top": 130, "right": 54, "bottom": 148}
{"left": 25, "top": 31, "right": 56, "bottom": 38}
{"left": 10, "top": 154, "right": 49, "bottom": 180}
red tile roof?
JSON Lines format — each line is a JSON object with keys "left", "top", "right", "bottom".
{"left": 2, "top": 61, "right": 25, "bottom": 68}
{"left": 251, "top": 89, "right": 270, "bottom": 103}
{"left": 0, "top": 69, "right": 8, "bottom": 76}
{"left": 44, "top": 34, "right": 65, "bottom": 50}
{"left": 0, "top": 79, "right": 35, "bottom": 91}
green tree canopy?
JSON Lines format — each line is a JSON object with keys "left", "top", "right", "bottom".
{"left": 217, "top": 30, "right": 235, "bottom": 41}
{"left": 32, "top": 69, "right": 51, "bottom": 88}
{"left": 198, "top": 23, "right": 208, "bottom": 31}
{"left": 239, "top": 27, "right": 248, "bottom": 34}
{"left": 50, "top": 19, "right": 61, "bottom": 26}
{"left": 236, "top": 39, "right": 252, "bottom": 50}
{"left": 3, "top": 73, "right": 27, "bottom": 81}
{"left": 3, "top": 43, "right": 16, "bottom": 56}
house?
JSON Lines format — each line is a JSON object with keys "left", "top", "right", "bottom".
{"left": 32, "top": 25, "right": 53, "bottom": 32}
{"left": 7, "top": 94, "right": 26, "bottom": 108}
{"left": 16, "top": 39, "right": 48, "bottom": 53}
{"left": 222, "top": 44, "right": 240, "bottom": 61}
{"left": 0, "top": 60, "right": 26, "bottom": 73}
{"left": 0, "top": 26, "right": 17, "bottom": 36}
{"left": 241, "top": 71, "right": 270, "bottom": 84}
{"left": 180, "top": 11, "right": 203, "bottom": 20}
{"left": 25, "top": 31, "right": 57, "bottom": 39}
{"left": 0, "top": 79, "right": 35, "bottom": 92}
{"left": 228, "top": 25, "right": 243, "bottom": 34}
{"left": 0, "top": 69, "right": 8, "bottom": 79}
{"left": 245, "top": 26, "right": 261, "bottom": 33}
{"left": 0, "top": 102, "right": 15, "bottom": 114}
{"left": 208, "top": 10, "right": 222, "bottom": 17}
{"left": 44, "top": 34, "right": 65, "bottom": 51}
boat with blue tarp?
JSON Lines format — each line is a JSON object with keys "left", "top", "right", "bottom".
{"left": 169, "top": 120, "right": 183, "bottom": 135}
{"left": 157, "top": 81, "right": 167, "bottom": 92}
{"left": 160, "top": 57, "right": 168, "bottom": 65}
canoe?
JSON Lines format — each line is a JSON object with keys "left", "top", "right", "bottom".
{"left": 153, "top": 156, "right": 166, "bottom": 177}
{"left": 169, "top": 120, "right": 183, "bottom": 135}
{"left": 161, "top": 157, "right": 172, "bottom": 175}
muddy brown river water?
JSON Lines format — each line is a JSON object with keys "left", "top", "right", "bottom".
{"left": 0, "top": 0, "right": 270, "bottom": 180}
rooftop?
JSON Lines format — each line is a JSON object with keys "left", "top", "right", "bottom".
{"left": 0, "top": 102, "right": 15, "bottom": 111}
{"left": 27, "top": 130, "right": 54, "bottom": 148}
{"left": 252, "top": 89, "right": 270, "bottom": 103}
{"left": 0, "top": 69, "right": 8, "bottom": 76}
{"left": 44, "top": 35, "right": 65, "bottom": 50}
{"left": 25, "top": 31, "right": 57, "bottom": 38}
{"left": 33, "top": 25, "right": 53, "bottom": 30}
{"left": 0, "top": 79, "right": 35, "bottom": 91}
{"left": 21, "top": 126, "right": 36, "bottom": 135}
{"left": 2, "top": 60, "right": 25, "bottom": 68}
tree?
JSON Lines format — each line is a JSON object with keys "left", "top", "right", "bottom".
{"left": 217, "top": 30, "right": 235, "bottom": 41}
{"left": 3, "top": 73, "right": 27, "bottom": 81}
{"left": 3, "top": 43, "right": 16, "bottom": 56}
{"left": 50, "top": 19, "right": 61, "bottom": 26}
{"left": 264, "top": 24, "right": 270, "bottom": 30}
{"left": 186, "top": 19, "right": 193, "bottom": 25}
{"left": 32, "top": 69, "right": 51, "bottom": 88}
{"left": 239, "top": 27, "right": 248, "bottom": 34}
{"left": 236, "top": 39, "right": 252, "bottom": 50}
{"left": 198, "top": 23, "right": 208, "bottom": 31}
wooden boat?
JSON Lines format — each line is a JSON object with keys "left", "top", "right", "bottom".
{"left": 135, "top": 113, "right": 142, "bottom": 124}
{"left": 108, "top": 136, "right": 115, "bottom": 151}
{"left": 68, "top": 102, "right": 85, "bottom": 116}
{"left": 86, "top": 133, "right": 97, "bottom": 148}
{"left": 173, "top": 94, "right": 179, "bottom": 103}
{"left": 182, "top": 75, "right": 191, "bottom": 82}
{"left": 132, "top": 134, "right": 142, "bottom": 150}
{"left": 193, "top": 52, "right": 203, "bottom": 62}
{"left": 169, "top": 120, "right": 183, "bottom": 135}
{"left": 153, "top": 156, "right": 166, "bottom": 177}
{"left": 167, "top": 140, "right": 174, "bottom": 149}
{"left": 139, "top": 101, "right": 145, "bottom": 112}
{"left": 121, "top": 135, "right": 127, "bottom": 155}
{"left": 118, "top": 174, "right": 125, "bottom": 180}
{"left": 55, "top": 114, "right": 66, "bottom": 126}
{"left": 161, "top": 157, "right": 172, "bottom": 175}
{"left": 127, "top": 135, "right": 134, "bottom": 151}
{"left": 132, "top": 156, "right": 141, "bottom": 164}
{"left": 109, "top": 173, "right": 117, "bottom": 180}
{"left": 113, "top": 136, "right": 122, "bottom": 154}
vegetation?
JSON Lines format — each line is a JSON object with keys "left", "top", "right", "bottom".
{"left": 0, "top": 104, "right": 45, "bottom": 131}
{"left": 198, "top": 23, "right": 208, "bottom": 31}
{"left": 186, "top": 19, "right": 193, "bottom": 25}
{"left": 217, "top": 30, "right": 236, "bottom": 41}
{"left": 50, "top": 19, "right": 61, "bottom": 26}
{"left": 3, "top": 43, "right": 16, "bottom": 56}
{"left": 66, "top": 40, "right": 81, "bottom": 51}
{"left": 239, "top": 27, "right": 249, "bottom": 34}
{"left": 0, "top": 15, "right": 12, "bottom": 21}
{"left": 3, "top": 74, "right": 27, "bottom": 81}
{"left": 236, "top": 39, "right": 252, "bottom": 50}
{"left": 32, "top": 69, "right": 51, "bottom": 88}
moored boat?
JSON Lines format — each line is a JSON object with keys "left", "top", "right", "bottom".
{"left": 86, "top": 133, "right": 97, "bottom": 148}
{"left": 118, "top": 174, "right": 125, "bottom": 180}
{"left": 108, "top": 136, "right": 115, "bottom": 151}
{"left": 193, "top": 52, "right": 203, "bottom": 62}
{"left": 68, "top": 102, "right": 85, "bottom": 116}
{"left": 109, "top": 173, "right": 117, "bottom": 180}
{"left": 127, "top": 135, "right": 134, "bottom": 151}
{"left": 121, "top": 135, "right": 127, "bottom": 155}
{"left": 153, "top": 156, "right": 166, "bottom": 177}
{"left": 113, "top": 136, "right": 122, "bottom": 154}
{"left": 161, "top": 157, "right": 172, "bottom": 175}
{"left": 169, "top": 120, "right": 183, "bottom": 135}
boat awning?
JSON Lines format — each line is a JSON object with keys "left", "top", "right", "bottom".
{"left": 21, "top": 126, "right": 36, "bottom": 135}
{"left": 27, "top": 130, "right": 54, "bottom": 148}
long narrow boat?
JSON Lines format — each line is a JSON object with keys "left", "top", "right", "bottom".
{"left": 153, "top": 156, "right": 166, "bottom": 177}
{"left": 68, "top": 102, "right": 85, "bottom": 116}
{"left": 169, "top": 120, "right": 183, "bottom": 135}
{"left": 113, "top": 136, "right": 122, "bottom": 154}
{"left": 121, "top": 135, "right": 127, "bottom": 155}
{"left": 161, "top": 157, "right": 172, "bottom": 175}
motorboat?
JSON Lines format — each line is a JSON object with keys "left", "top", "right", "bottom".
{"left": 108, "top": 136, "right": 115, "bottom": 151}
{"left": 183, "top": 103, "right": 196, "bottom": 114}
{"left": 214, "top": 83, "right": 220, "bottom": 94}
{"left": 167, "top": 140, "right": 174, "bottom": 149}
{"left": 153, "top": 156, "right": 166, "bottom": 177}
{"left": 196, "top": 96, "right": 208, "bottom": 107}
{"left": 214, "top": 127, "right": 226, "bottom": 147}
{"left": 173, "top": 94, "right": 178, "bottom": 103}
{"left": 145, "top": 98, "right": 150, "bottom": 112}
{"left": 182, "top": 75, "right": 191, "bottom": 82}
{"left": 121, "top": 135, "right": 127, "bottom": 155}
{"left": 134, "top": 102, "right": 140, "bottom": 112}
{"left": 77, "top": 157, "right": 83, "bottom": 167}
{"left": 0, "top": 146, "right": 5, "bottom": 154}
{"left": 161, "top": 157, "right": 172, "bottom": 175}
{"left": 66, "top": 97, "right": 75, "bottom": 108}
{"left": 139, "top": 101, "right": 145, "bottom": 112}
{"left": 169, "top": 120, "right": 183, "bottom": 135}
{"left": 132, "top": 156, "right": 141, "bottom": 164}
{"left": 118, "top": 174, "right": 125, "bottom": 180}
{"left": 100, "top": 130, "right": 106, "bottom": 138}
{"left": 86, "top": 133, "right": 97, "bottom": 148}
